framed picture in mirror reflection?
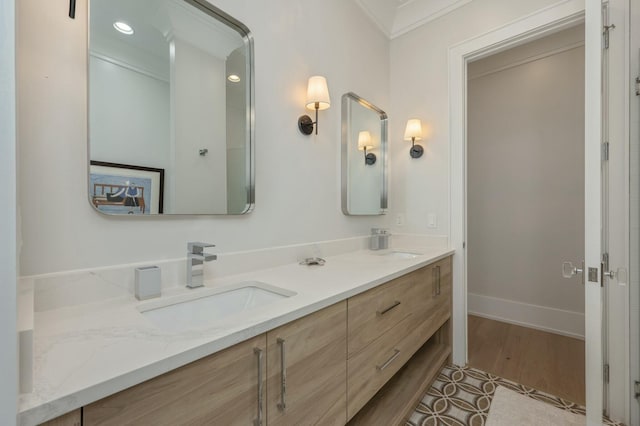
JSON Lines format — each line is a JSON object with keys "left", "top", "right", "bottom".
{"left": 90, "top": 161, "right": 164, "bottom": 215}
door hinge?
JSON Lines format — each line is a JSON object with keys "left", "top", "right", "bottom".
{"left": 635, "top": 381, "right": 640, "bottom": 399}
{"left": 463, "top": 242, "right": 466, "bottom": 249}
{"left": 602, "top": 142, "right": 609, "bottom": 161}
{"left": 636, "top": 77, "right": 640, "bottom": 96}
{"left": 604, "top": 364, "right": 610, "bottom": 384}
{"left": 603, "top": 24, "right": 615, "bottom": 49}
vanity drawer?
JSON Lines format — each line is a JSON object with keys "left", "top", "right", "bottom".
{"left": 348, "top": 267, "right": 429, "bottom": 357}
{"left": 347, "top": 315, "right": 422, "bottom": 420}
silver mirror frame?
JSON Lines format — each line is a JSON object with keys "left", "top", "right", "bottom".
{"left": 341, "top": 92, "right": 388, "bottom": 216}
{"left": 86, "top": 0, "right": 255, "bottom": 216}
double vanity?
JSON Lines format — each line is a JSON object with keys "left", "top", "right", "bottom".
{"left": 21, "top": 245, "right": 453, "bottom": 425}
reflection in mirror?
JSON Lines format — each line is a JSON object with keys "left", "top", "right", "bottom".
{"left": 341, "top": 93, "right": 388, "bottom": 216}
{"left": 88, "top": 0, "right": 254, "bottom": 215}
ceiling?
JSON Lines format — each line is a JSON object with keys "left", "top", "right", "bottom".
{"left": 355, "top": 0, "right": 473, "bottom": 39}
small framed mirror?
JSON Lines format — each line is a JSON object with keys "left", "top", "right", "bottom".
{"left": 341, "top": 93, "right": 388, "bottom": 216}
{"left": 88, "top": 0, "right": 254, "bottom": 215}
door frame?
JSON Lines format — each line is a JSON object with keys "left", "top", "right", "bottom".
{"left": 449, "top": 0, "right": 586, "bottom": 367}
{"left": 0, "top": 0, "right": 18, "bottom": 425}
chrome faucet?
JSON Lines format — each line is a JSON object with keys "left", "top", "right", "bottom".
{"left": 186, "top": 242, "right": 217, "bottom": 289}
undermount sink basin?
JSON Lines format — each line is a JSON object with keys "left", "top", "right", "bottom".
{"left": 139, "top": 281, "right": 296, "bottom": 331}
{"left": 379, "top": 250, "right": 423, "bottom": 259}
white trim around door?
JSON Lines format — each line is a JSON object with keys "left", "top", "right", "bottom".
{"left": 448, "top": 0, "right": 586, "bottom": 367}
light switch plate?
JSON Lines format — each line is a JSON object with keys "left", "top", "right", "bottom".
{"left": 427, "top": 213, "right": 437, "bottom": 228}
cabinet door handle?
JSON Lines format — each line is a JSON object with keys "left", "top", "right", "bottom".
{"left": 376, "top": 349, "right": 401, "bottom": 371}
{"left": 432, "top": 267, "right": 438, "bottom": 296}
{"left": 254, "top": 348, "right": 264, "bottom": 426}
{"left": 376, "top": 301, "right": 401, "bottom": 316}
{"left": 437, "top": 265, "right": 441, "bottom": 295}
{"left": 277, "top": 338, "right": 287, "bottom": 411}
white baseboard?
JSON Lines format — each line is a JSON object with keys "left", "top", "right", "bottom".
{"left": 468, "top": 293, "right": 585, "bottom": 340}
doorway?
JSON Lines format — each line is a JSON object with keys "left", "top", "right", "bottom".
{"left": 464, "top": 25, "right": 586, "bottom": 404}
{"left": 449, "top": 0, "right": 632, "bottom": 423}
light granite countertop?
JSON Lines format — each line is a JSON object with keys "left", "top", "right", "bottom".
{"left": 18, "top": 246, "right": 454, "bottom": 425}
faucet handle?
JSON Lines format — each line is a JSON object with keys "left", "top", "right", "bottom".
{"left": 188, "top": 242, "right": 216, "bottom": 254}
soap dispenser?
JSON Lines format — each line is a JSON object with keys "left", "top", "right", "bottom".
{"left": 369, "top": 228, "right": 390, "bottom": 250}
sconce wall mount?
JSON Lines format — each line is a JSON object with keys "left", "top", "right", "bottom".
{"left": 365, "top": 151, "right": 377, "bottom": 165}
{"left": 298, "top": 110, "right": 316, "bottom": 135}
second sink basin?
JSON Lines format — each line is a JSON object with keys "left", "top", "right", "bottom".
{"left": 139, "top": 281, "right": 296, "bottom": 332}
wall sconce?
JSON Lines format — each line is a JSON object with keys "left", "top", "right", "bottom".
{"left": 298, "top": 76, "right": 331, "bottom": 135}
{"left": 358, "top": 131, "right": 376, "bottom": 165}
{"left": 404, "top": 118, "right": 424, "bottom": 158}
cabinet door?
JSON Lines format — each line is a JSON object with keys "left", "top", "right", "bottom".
{"left": 266, "top": 301, "right": 347, "bottom": 426}
{"left": 83, "top": 334, "right": 266, "bottom": 426}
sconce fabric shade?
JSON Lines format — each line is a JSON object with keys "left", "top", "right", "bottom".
{"left": 305, "top": 76, "right": 331, "bottom": 111}
{"left": 404, "top": 119, "right": 423, "bottom": 141}
{"left": 358, "top": 131, "right": 373, "bottom": 150}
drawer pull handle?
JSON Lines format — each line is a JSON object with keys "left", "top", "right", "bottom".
{"left": 277, "top": 338, "right": 287, "bottom": 411}
{"left": 377, "top": 301, "right": 401, "bottom": 316}
{"left": 254, "top": 348, "right": 264, "bottom": 426}
{"left": 433, "top": 266, "right": 442, "bottom": 296}
{"left": 432, "top": 268, "right": 438, "bottom": 296}
{"left": 376, "top": 349, "right": 401, "bottom": 371}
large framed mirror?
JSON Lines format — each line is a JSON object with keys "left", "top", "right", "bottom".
{"left": 88, "top": 0, "right": 254, "bottom": 215}
{"left": 341, "top": 93, "right": 388, "bottom": 216}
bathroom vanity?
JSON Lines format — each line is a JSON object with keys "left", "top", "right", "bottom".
{"left": 33, "top": 252, "right": 452, "bottom": 426}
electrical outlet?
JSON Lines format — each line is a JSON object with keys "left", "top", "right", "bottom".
{"left": 427, "top": 213, "right": 437, "bottom": 229}
{"left": 396, "top": 213, "right": 405, "bottom": 226}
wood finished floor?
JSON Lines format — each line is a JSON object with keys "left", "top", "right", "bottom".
{"left": 467, "top": 315, "right": 585, "bottom": 406}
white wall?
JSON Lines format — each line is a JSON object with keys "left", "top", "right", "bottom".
{"left": 89, "top": 56, "right": 170, "bottom": 171}
{"left": 466, "top": 28, "right": 586, "bottom": 336}
{"left": 171, "top": 37, "right": 227, "bottom": 214}
{"left": 17, "top": 0, "right": 391, "bottom": 276}
{"left": 1, "top": 0, "right": 18, "bottom": 423}
{"left": 389, "top": 0, "right": 561, "bottom": 236}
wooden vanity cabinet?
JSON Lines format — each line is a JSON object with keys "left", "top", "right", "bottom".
{"left": 347, "top": 256, "right": 453, "bottom": 423}
{"left": 82, "top": 334, "right": 266, "bottom": 426}
{"left": 39, "top": 256, "right": 452, "bottom": 426}
{"left": 266, "top": 302, "right": 347, "bottom": 426}
{"left": 80, "top": 303, "right": 347, "bottom": 426}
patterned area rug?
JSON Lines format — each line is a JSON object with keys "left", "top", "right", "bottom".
{"left": 406, "top": 365, "right": 623, "bottom": 426}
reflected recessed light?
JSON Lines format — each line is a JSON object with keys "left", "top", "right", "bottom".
{"left": 113, "top": 21, "right": 134, "bottom": 35}
{"left": 227, "top": 74, "right": 241, "bottom": 83}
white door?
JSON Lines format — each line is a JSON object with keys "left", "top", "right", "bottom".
{"left": 571, "top": 2, "right": 629, "bottom": 422}
{"left": 585, "top": 0, "right": 604, "bottom": 423}
{"left": 565, "top": 0, "right": 605, "bottom": 414}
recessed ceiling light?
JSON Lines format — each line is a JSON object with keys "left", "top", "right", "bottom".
{"left": 227, "top": 74, "right": 241, "bottom": 83}
{"left": 113, "top": 21, "right": 134, "bottom": 35}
